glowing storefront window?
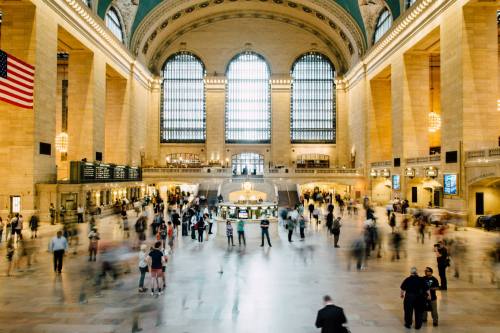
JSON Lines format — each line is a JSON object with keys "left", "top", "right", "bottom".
{"left": 225, "top": 52, "right": 271, "bottom": 143}
{"left": 291, "top": 53, "right": 336, "bottom": 143}
{"left": 161, "top": 52, "right": 206, "bottom": 143}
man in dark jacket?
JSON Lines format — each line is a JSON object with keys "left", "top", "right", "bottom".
{"left": 315, "top": 295, "right": 347, "bottom": 333}
{"left": 400, "top": 267, "right": 429, "bottom": 329}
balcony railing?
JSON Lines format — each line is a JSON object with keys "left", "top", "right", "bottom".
{"left": 371, "top": 160, "right": 392, "bottom": 168}
{"left": 143, "top": 167, "right": 362, "bottom": 178}
{"left": 466, "top": 147, "right": 500, "bottom": 161}
{"left": 405, "top": 154, "right": 441, "bottom": 165}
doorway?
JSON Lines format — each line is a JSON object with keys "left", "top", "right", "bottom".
{"left": 231, "top": 152, "right": 264, "bottom": 176}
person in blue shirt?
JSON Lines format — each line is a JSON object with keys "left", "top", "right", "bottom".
{"left": 48, "top": 230, "right": 68, "bottom": 273}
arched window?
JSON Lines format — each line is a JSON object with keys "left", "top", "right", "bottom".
{"left": 373, "top": 9, "right": 392, "bottom": 43}
{"left": 291, "top": 53, "right": 336, "bottom": 143}
{"left": 225, "top": 52, "right": 271, "bottom": 143}
{"left": 161, "top": 52, "right": 206, "bottom": 143}
{"left": 405, "top": 0, "right": 416, "bottom": 9}
{"left": 105, "top": 7, "right": 124, "bottom": 43}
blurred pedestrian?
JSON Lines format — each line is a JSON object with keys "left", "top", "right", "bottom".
{"left": 389, "top": 212, "right": 396, "bottom": 233}
{"left": 88, "top": 227, "right": 100, "bottom": 261}
{"left": 138, "top": 244, "right": 148, "bottom": 293}
{"left": 331, "top": 217, "right": 342, "bottom": 248}
{"left": 435, "top": 241, "right": 449, "bottom": 290}
{"left": 299, "top": 214, "right": 306, "bottom": 241}
{"left": 6, "top": 237, "right": 15, "bottom": 276}
{"left": 0, "top": 217, "right": 4, "bottom": 243}
{"left": 49, "top": 203, "right": 56, "bottom": 225}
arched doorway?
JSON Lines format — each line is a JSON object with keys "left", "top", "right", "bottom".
{"left": 231, "top": 152, "right": 264, "bottom": 176}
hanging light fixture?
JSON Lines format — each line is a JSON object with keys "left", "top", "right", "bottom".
{"left": 55, "top": 132, "right": 69, "bottom": 153}
{"left": 428, "top": 68, "right": 441, "bottom": 133}
{"left": 428, "top": 112, "right": 441, "bottom": 132}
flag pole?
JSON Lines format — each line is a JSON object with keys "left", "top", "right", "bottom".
{"left": 0, "top": 10, "right": 3, "bottom": 49}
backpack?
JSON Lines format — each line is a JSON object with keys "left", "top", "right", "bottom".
{"left": 332, "top": 219, "right": 341, "bottom": 230}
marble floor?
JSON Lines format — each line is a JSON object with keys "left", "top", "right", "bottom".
{"left": 0, "top": 206, "right": 499, "bottom": 333}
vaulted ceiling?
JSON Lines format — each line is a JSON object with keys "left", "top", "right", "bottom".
{"left": 95, "top": 0, "right": 402, "bottom": 73}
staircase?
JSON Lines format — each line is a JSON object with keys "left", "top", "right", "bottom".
{"left": 277, "top": 183, "right": 300, "bottom": 207}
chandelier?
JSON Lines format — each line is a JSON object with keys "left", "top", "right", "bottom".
{"left": 428, "top": 112, "right": 441, "bottom": 133}
{"left": 55, "top": 132, "right": 69, "bottom": 153}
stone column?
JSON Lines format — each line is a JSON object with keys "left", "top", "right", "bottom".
{"left": 271, "top": 77, "right": 291, "bottom": 167}
{"left": 0, "top": 2, "right": 57, "bottom": 216}
{"left": 146, "top": 78, "right": 161, "bottom": 166}
{"left": 105, "top": 72, "right": 130, "bottom": 165}
{"left": 67, "top": 50, "right": 106, "bottom": 162}
{"left": 392, "top": 54, "right": 430, "bottom": 159}
{"left": 205, "top": 77, "right": 226, "bottom": 164}
{"left": 336, "top": 78, "right": 349, "bottom": 167}
{"left": 368, "top": 77, "right": 392, "bottom": 163}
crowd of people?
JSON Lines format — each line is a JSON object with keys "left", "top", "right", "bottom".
{"left": 1, "top": 189, "right": 499, "bottom": 332}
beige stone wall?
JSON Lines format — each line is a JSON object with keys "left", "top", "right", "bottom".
{"left": 368, "top": 77, "right": 392, "bottom": 163}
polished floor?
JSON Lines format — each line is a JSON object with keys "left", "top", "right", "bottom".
{"left": 0, "top": 206, "right": 499, "bottom": 333}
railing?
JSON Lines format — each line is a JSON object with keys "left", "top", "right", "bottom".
{"left": 143, "top": 167, "right": 362, "bottom": 177}
{"left": 371, "top": 160, "right": 392, "bottom": 168}
{"left": 405, "top": 155, "right": 441, "bottom": 165}
{"left": 466, "top": 148, "right": 500, "bottom": 161}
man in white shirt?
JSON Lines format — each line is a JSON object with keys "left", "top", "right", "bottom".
{"left": 48, "top": 231, "right": 68, "bottom": 273}
{"left": 77, "top": 205, "right": 84, "bottom": 223}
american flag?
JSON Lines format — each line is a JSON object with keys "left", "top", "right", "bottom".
{"left": 0, "top": 50, "right": 34, "bottom": 109}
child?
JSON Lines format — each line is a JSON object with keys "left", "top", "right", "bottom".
{"left": 226, "top": 220, "right": 234, "bottom": 246}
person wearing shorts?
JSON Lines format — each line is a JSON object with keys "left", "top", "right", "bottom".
{"left": 148, "top": 241, "right": 166, "bottom": 296}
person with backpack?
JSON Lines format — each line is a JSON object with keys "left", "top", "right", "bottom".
{"left": 331, "top": 217, "right": 342, "bottom": 248}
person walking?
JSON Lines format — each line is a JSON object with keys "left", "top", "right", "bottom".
{"left": 0, "top": 217, "right": 4, "bottom": 243}
{"left": 422, "top": 267, "right": 440, "bottom": 327}
{"left": 138, "top": 244, "right": 148, "bottom": 293}
{"left": 48, "top": 231, "right": 68, "bottom": 274}
{"left": 49, "top": 203, "right": 56, "bottom": 225}
{"left": 59, "top": 205, "right": 66, "bottom": 224}
{"left": 435, "top": 241, "right": 449, "bottom": 290}
{"left": 299, "top": 214, "right": 306, "bottom": 240}
{"left": 315, "top": 295, "right": 348, "bottom": 333}
{"left": 29, "top": 214, "right": 39, "bottom": 239}
{"left": 237, "top": 219, "right": 246, "bottom": 246}
{"left": 87, "top": 227, "right": 100, "bottom": 261}
{"left": 313, "top": 207, "right": 320, "bottom": 226}
{"left": 226, "top": 220, "right": 235, "bottom": 246}
{"left": 308, "top": 203, "right": 315, "bottom": 220}
{"left": 6, "top": 237, "right": 15, "bottom": 276}
{"left": 287, "top": 216, "right": 296, "bottom": 242}
{"left": 260, "top": 217, "right": 272, "bottom": 247}
{"left": 389, "top": 212, "right": 396, "bottom": 233}
{"left": 400, "top": 267, "right": 428, "bottom": 329}
{"left": 197, "top": 216, "right": 205, "bottom": 243}
{"left": 77, "top": 205, "right": 84, "bottom": 223}
{"left": 331, "top": 217, "right": 342, "bottom": 248}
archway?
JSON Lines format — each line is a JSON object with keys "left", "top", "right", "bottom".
{"left": 231, "top": 152, "right": 264, "bottom": 175}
